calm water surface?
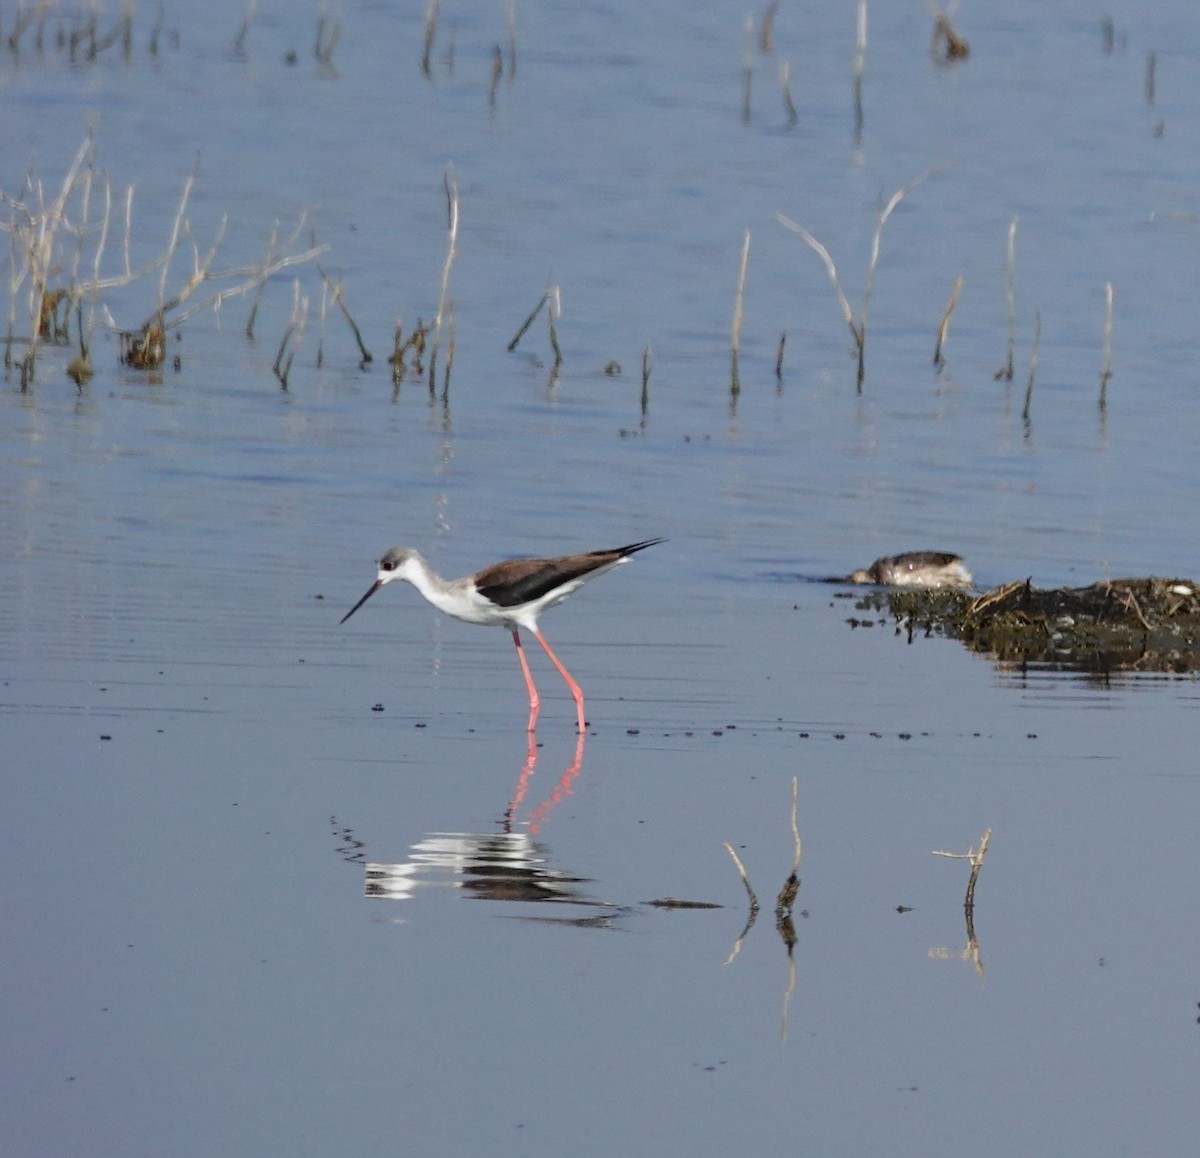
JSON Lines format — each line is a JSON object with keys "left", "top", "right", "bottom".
{"left": 4, "top": 2, "right": 1200, "bottom": 1155}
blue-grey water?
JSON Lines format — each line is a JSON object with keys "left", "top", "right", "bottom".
{"left": 5, "top": 2, "right": 1200, "bottom": 1155}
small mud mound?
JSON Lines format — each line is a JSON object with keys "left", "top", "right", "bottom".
{"left": 849, "top": 577, "right": 1200, "bottom": 674}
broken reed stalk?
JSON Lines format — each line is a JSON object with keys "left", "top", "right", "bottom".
{"left": 421, "top": 0, "right": 439, "bottom": 75}
{"left": 724, "top": 842, "right": 760, "bottom": 915}
{"left": 314, "top": 248, "right": 372, "bottom": 365}
{"left": 443, "top": 304, "right": 455, "bottom": 396}
{"left": 780, "top": 61, "right": 799, "bottom": 127}
{"left": 233, "top": 0, "right": 256, "bottom": 56}
{"left": 506, "top": 0, "right": 518, "bottom": 76}
{"left": 929, "top": 6, "right": 969, "bottom": 62}
{"left": 641, "top": 345, "right": 651, "bottom": 414}
{"left": 730, "top": 228, "right": 750, "bottom": 396}
{"left": 933, "top": 274, "right": 963, "bottom": 367}
{"left": 273, "top": 276, "right": 308, "bottom": 388}
{"left": 1145, "top": 51, "right": 1156, "bottom": 105}
{"left": 777, "top": 164, "right": 941, "bottom": 390}
{"left": 5, "top": 141, "right": 325, "bottom": 382}
{"left": 775, "top": 330, "right": 786, "bottom": 379}
{"left": 996, "top": 216, "right": 1017, "bottom": 380}
{"left": 1022, "top": 308, "right": 1041, "bottom": 422}
{"left": 933, "top": 827, "right": 991, "bottom": 912}
{"left": 429, "top": 166, "right": 458, "bottom": 390}
{"left": 157, "top": 164, "right": 197, "bottom": 319}
{"left": 776, "top": 216, "right": 859, "bottom": 365}
{"left": 760, "top": 1, "right": 780, "bottom": 52}
{"left": 774, "top": 776, "right": 802, "bottom": 919}
{"left": 507, "top": 290, "right": 549, "bottom": 351}
{"left": 16, "top": 135, "right": 95, "bottom": 386}
{"left": 315, "top": 2, "right": 341, "bottom": 66}
{"left": 546, "top": 286, "right": 562, "bottom": 367}
{"left": 489, "top": 44, "right": 503, "bottom": 106}
{"left": 853, "top": 0, "right": 868, "bottom": 145}
{"left": 1099, "top": 281, "right": 1113, "bottom": 407}
{"left": 245, "top": 220, "right": 282, "bottom": 339}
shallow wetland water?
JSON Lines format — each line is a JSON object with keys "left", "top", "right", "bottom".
{"left": 4, "top": 2, "right": 1200, "bottom": 1155}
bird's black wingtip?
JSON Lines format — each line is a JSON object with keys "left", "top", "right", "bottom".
{"left": 621, "top": 537, "right": 667, "bottom": 556}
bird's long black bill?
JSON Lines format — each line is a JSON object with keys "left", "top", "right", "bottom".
{"left": 341, "top": 580, "right": 382, "bottom": 625}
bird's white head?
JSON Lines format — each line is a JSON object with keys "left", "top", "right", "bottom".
{"left": 376, "top": 546, "right": 421, "bottom": 586}
{"left": 341, "top": 546, "right": 425, "bottom": 625}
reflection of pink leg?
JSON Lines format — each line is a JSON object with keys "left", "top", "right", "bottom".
{"left": 533, "top": 629, "right": 586, "bottom": 733}
{"left": 512, "top": 630, "right": 540, "bottom": 732}
{"left": 526, "top": 730, "right": 586, "bottom": 834}
{"left": 504, "top": 733, "right": 540, "bottom": 831}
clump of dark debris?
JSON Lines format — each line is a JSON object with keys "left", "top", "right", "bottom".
{"left": 853, "top": 577, "right": 1200, "bottom": 674}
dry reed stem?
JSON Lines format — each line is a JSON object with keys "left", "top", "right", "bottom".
{"left": 731, "top": 227, "right": 750, "bottom": 355}
{"left": 1099, "top": 281, "right": 1113, "bottom": 406}
{"left": 780, "top": 61, "right": 798, "bottom": 126}
{"left": 507, "top": 0, "right": 518, "bottom": 77}
{"left": 1145, "top": 51, "right": 1156, "bottom": 105}
{"left": 775, "top": 216, "right": 858, "bottom": 342}
{"left": 546, "top": 286, "right": 562, "bottom": 367}
{"left": 775, "top": 330, "right": 786, "bottom": 379}
{"left": 430, "top": 166, "right": 458, "bottom": 389}
{"left": 853, "top": 0, "right": 867, "bottom": 144}
{"left": 995, "top": 216, "right": 1017, "bottom": 380}
{"left": 933, "top": 827, "right": 991, "bottom": 913}
{"left": 933, "top": 274, "right": 963, "bottom": 366}
{"left": 315, "top": 249, "right": 372, "bottom": 365}
{"left": 233, "top": 0, "right": 256, "bottom": 56}
{"left": 724, "top": 842, "right": 760, "bottom": 915}
{"left": 315, "top": 2, "right": 342, "bottom": 67}
{"left": 777, "top": 163, "right": 941, "bottom": 388}
{"left": 927, "top": 4, "right": 969, "bottom": 61}
{"left": 640, "top": 345, "right": 651, "bottom": 414}
{"left": 760, "top": 1, "right": 779, "bottom": 53}
{"left": 507, "top": 290, "right": 549, "bottom": 351}
{"left": 1021, "top": 307, "right": 1041, "bottom": 422}
{"left": 490, "top": 44, "right": 503, "bottom": 106}
{"left": 421, "top": 0, "right": 439, "bottom": 76}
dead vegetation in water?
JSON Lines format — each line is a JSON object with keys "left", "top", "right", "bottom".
{"left": 851, "top": 576, "right": 1200, "bottom": 673}
{"left": 1, "top": 137, "right": 327, "bottom": 387}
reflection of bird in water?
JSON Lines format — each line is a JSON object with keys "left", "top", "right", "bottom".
{"left": 341, "top": 539, "right": 666, "bottom": 731}
{"left": 846, "top": 551, "right": 973, "bottom": 589}
{"left": 363, "top": 831, "right": 595, "bottom": 905}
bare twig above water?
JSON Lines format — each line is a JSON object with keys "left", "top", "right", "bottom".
{"left": 760, "top": 0, "right": 780, "bottom": 53}
{"left": 1099, "top": 281, "right": 1113, "bottom": 408}
{"left": 730, "top": 228, "right": 750, "bottom": 397}
{"left": 421, "top": 0, "right": 439, "bottom": 76}
{"left": 429, "top": 165, "right": 459, "bottom": 390}
{"left": 314, "top": 245, "right": 372, "bottom": 366}
{"left": 1021, "top": 307, "right": 1041, "bottom": 424}
{"left": 232, "top": 0, "right": 256, "bottom": 57}
{"left": 853, "top": 0, "right": 868, "bottom": 145}
{"left": 995, "top": 216, "right": 1018, "bottom": 381}
{"left": 928, "top": 3, "right": 969, "bottom": 62}
{"left": 932, "top": 827, "right": 991, "bottom": 977}
{"left": 933, "top": 274, "right": 963, "bottom": 367}
{"left": 778, "top": 164, "right": 943, "bottom": 389}
{"left": 780, "top": 61, "right": 799, "bottom": 127}
{"left": 2, "top": 138, "right": 324, "bottom": 382}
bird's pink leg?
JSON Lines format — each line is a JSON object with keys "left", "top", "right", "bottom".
{"left": 512, "top": 630, "right": 541, "bottom": 732}
{"left": 533, "top": 629, "right": 586, "bottom": 733}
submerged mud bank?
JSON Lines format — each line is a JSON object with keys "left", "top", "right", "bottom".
{"left": 847, "top": 577, "right": 1200, "bottom": 674}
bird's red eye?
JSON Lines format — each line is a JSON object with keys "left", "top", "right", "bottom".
{"left": 381, "top": 559, "right": 397, "bottom": 572}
